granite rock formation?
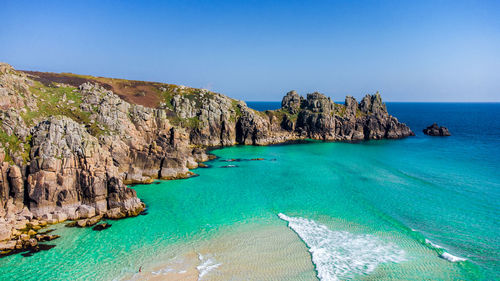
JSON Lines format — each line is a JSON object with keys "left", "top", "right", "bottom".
{"left": 423, "top": 123, "right": 451, "bottom": 136}
{"left": 0, "top": 63, "right": 413, "bottom": 253}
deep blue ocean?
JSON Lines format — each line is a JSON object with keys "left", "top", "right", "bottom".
{"left": 247, "top": 101, "right": 500, "bottom": 143}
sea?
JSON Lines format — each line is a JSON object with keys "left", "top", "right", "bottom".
{"left": 0, "top": 102, "right": 498, "bottom": 280}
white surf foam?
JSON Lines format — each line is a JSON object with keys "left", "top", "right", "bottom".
{"left": 425, "top": 239, "right": 444, "bottom": 249}
{"left": 440, "top": 252, "right": 467, "bottom": 262}
{"left": 425, "top": 239, "right": 467, "bottom": 262}
{"left": 278, "top": 213, "right": 406, "bottom": 281}
{"left": 151, "top": 266, "right": 174, "bottom": 275}
{"left": 197, "top": 253, "right": 221, "bottom": 280}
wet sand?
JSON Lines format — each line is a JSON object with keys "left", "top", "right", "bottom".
{"left": 125, "top": 223, "right": 317, "bottom": 281}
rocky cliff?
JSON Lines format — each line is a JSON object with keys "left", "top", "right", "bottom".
{"left": 0, "top": 63, "right": 413, "bottom": 252}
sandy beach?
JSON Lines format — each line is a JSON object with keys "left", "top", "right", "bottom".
{"left": 126, "top": 223, "right": 316, "bottom": 281}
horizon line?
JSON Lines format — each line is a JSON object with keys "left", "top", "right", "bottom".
{"left": 245, "top": 100, "right": 500, "bottom": 103}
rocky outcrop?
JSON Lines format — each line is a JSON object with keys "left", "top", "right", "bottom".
{"left": 281, "top": 90, "right": 303, "bottom": 114}
{"left": 26, "top": 115, "right": 144, "bottom": 219}
{"left": 171, "top": 91, "right": 238, "bottom": 147}
{"left": 0, "top": 63, "right": 414, "bottom": 255}
{"left": 280, "top": 92, "right": 414, "bottom": 141}
{"left": 77, "top": 82, "right": 196, "bottom": 183}
{"left": 423, "top": 123, "right": 451, "bottom": 136}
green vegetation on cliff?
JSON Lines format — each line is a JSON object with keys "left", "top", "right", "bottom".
{"left": 0, "top": 127, "right": 31, "bottom": 163}
{"left": 22, "top": 81, "right": 109, "bottom": 136}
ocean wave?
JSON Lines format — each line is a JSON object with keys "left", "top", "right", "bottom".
{"left": 197, "top": 253, "right": 221, "bottom": 280}
{"left": 278, "top": 213, "right": 406, "bottom": 281}
{"left": 440, "top": 252, "right": 467, "bottom": 262}
{"left": 425, "top": 238, "right": 444, "bottom": 249}
{"left": 424, "top": 238, "right": 467, "bottom": 262}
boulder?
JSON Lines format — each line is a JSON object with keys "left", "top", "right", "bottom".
{"left": 76, "top": 205, "right": 96, "bottom": 219}
{"left": 0, "top": 223, "right": 12, "bottom": 241}
{"left": 35, "top": 234, "right": 60, "bottom": 242}
{"left": 76, "top": 220, "right": 87, "bottom": 228}
{"left": 86, "top": 215, "right": 103, "bottom": 226}
{"left": 52, "top": 212, "right": 68, "bottom": 222}
{"left": 26, "top": 220, "right": 39, "bottom": 228}
{"left": 27, "top": 238, "right": 38, "bottom": 248}
{"left": 0, "top": 240, "right": 16, "bottom": 251}
{"left": 14, "top": 220, "right": 27, "bottom": 230}
{"left": 105, "top": 207, "right": 124, "bottom": 219}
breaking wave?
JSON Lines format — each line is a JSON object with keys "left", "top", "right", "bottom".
{"left": 278, "top": 213, "right": 406, "bottom": 281}
{"left": 425, "top": 238, "right": 444, "bottom": 249}
{"left": 424, "top": 238, "right": 467, "bottom": 262}
{"left": 439, "top": 252, "right": 467, "bottom": 262}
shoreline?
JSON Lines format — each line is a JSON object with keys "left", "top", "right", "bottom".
{"left": 118, "top": 209, "right": 470, "bottom": 281}
{"left": 124, "top": 222, "right": 317, "bottom": 281}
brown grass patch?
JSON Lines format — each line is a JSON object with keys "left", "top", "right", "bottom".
{"left": 21, "top": 71, "right": 163, "bottom": 108}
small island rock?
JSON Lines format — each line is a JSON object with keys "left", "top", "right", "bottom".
{"left": 423, "top": 123, "right": 451, "bottom": 136}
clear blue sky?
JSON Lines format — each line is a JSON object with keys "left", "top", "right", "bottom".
{"left": 1, "top": 0, "right": 499, "bottom": 101}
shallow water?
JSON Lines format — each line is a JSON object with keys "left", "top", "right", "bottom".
{"left": 0, "top": 103, "right": 498, "bottom": 280}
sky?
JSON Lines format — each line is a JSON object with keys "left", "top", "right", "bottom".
{"left": 1, "top": 0, "right": 499, "bottom": 102}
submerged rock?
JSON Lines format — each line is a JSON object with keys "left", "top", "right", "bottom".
{"left": 92, "top": 223, "right": 111, "bottom": 231}
{"left": 221, "top": 159, "right": 241, "bottom": 162}
{"left": 20, "top": 244, "right": 57, "bottom": 257}
{"left": 423, "top": 123, "right": 451, "bottom": 136}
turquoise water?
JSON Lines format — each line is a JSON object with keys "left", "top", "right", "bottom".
{"left": 0, "top": 103, "right": 499, "bottom": 280}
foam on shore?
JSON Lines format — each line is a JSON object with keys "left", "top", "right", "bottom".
{"left": 278, "top": 213, "right": 406, "bottom": 281}
{"left": 196, "top": 253, "right": 221, "bottom": 280}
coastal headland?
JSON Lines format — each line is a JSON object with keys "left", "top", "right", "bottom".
{"left": 0, "top": 63, "right": 413, "bottom": 255}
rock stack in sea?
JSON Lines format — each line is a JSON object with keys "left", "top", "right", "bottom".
{"left": 423, "top": 123, "right": 451, "bottom": 136}
{"left": 279, "top": 90, "right": 414, "bottom": 141}
{"left": 0, "top": 62, "right": 414, "bottom": 254}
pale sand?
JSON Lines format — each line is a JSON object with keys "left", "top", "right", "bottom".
{"left": 124, "top": 223, "right": 317, "bottom": 281}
